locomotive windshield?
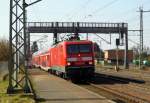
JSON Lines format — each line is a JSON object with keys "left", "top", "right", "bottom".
{"left": 67, "top": 44, "right": 92, "bottom": 54}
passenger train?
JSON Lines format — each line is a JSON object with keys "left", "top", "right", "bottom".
{"left": 32, "top": 40, "right": 95, "bottom": 82}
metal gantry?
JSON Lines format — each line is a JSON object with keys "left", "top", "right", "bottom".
{"left": 7, "top": 0, "right": 31, "bottom": 93}
{"left": 27, "top": 22, "right": 129, "bottom": 69}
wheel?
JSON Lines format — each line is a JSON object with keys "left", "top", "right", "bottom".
{"left": 63, "top": 73, "right": 68, "bottom": 80}
{"left": 59, "top": 72, "right": 64, "bottom": 78}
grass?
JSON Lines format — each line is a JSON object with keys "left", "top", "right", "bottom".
{"left": 0, "top": 80, "right": 35, "bottom": 103}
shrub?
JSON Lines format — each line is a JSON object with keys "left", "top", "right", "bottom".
{"left": 0, "top": 39, "right": 9, "bottom": 61}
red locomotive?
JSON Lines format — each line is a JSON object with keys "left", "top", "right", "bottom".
{"left": 32, "top": 40, "right": 95, "bottom": 82}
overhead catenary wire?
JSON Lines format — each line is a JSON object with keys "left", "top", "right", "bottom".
{"left": 80, "top": 0, "right": 120, "bottom": 21}
{"left": 115, "top": 0, "right": 150, "bottom": 19}
{"left": 28, "top": 0, "right": 42, "bottom": 22}
{"left": 114, "top": 0, "right": 150, "bottom": 18}
{"left": 61, "top": 0, "right": 92, "bottom": 21}
{"left": 28, "top": 0, "right": 150, "bottom": 50}
{"left": 128, "top": 38, "right": 139, "bottom": 45}
{"left": 92, "top": 0, "right": 119, "bottom": 15}
{"left": 83, "top": 0, "right": 150, "bottom": 22}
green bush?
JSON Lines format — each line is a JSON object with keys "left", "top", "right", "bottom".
{"left": 133, "top": 60, "right": 139, "bottom": 65}
{"left": 143, "top": 60, "right": 150, "bottom": 66}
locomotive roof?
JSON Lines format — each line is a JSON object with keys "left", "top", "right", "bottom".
{"left": 61, "top": 40, "right": 93, "bottom": 44}
{"left": 51, "top": 40, "right": 92, "bottom": 47}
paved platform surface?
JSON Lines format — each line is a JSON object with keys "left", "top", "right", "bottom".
{"left": 29, "top": 69, "right": 115, "bottom": 103}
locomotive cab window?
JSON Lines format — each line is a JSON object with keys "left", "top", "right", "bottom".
{"left": 79, "top": 44, "right": 92, "bottom": 53}
{"left": 67, "top": 44, "right": 92, "bottom": 54}
{"left": 67, "top": 45, "right": 78, "bottom": 54}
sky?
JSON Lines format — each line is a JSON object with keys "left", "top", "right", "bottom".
{"left": 0, "top": 0, "right": 150, "bottom": 50}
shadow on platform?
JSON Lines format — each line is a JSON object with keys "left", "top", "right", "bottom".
{"left": 90, "top": 73, "right": 145, "bottom": 85}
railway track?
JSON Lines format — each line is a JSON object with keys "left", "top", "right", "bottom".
{"left": 96, "top": 68, "right": 150, "bottom": 83}
{"left": 96, "top": 73, "right": 150, "bottom": 93}
{"left": 79, "top": 73, "right": 150, "bottom": 103}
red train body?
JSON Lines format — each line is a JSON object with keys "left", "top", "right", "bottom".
{"left": 32, "top": 40, "right": 95, "bottom": 81}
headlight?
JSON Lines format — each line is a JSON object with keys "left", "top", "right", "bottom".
{"left": 67, "top": 62, "right": 71, "bottom": 66}
{"left": 89, "top": 61, "right": 93, "bottom": 65}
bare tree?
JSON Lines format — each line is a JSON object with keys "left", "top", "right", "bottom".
{"left": 131, "top": 45, "right": 150, "bottom": 60}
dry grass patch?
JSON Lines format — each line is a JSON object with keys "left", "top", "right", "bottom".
{"left": 0, "top": 80, "right": 35, "bottom": 103}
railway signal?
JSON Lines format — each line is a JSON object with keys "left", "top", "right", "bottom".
{"left": 115, "top": 38, "right": 120, "bottom": 71}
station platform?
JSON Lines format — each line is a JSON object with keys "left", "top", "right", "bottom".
{"left": 96, "top": 67, "right": 150, "bottom": 82}
{"left": 29, "top": 69, "right": 115, "bottom": 103}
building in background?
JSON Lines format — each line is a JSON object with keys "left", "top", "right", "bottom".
{"left": 104, "top": 49, "right": 133, "bottom": 65}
